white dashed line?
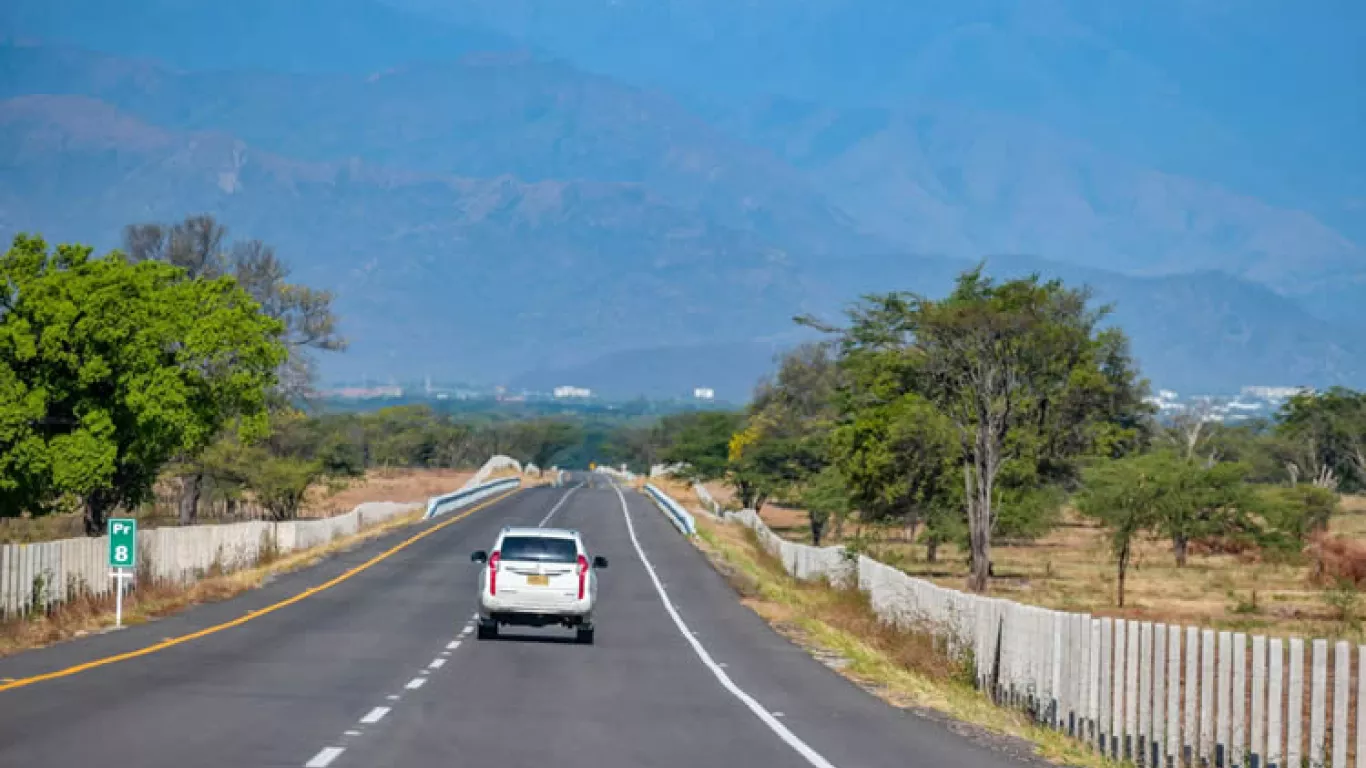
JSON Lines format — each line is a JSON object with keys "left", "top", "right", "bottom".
{"left": 305, "top": 746, "right": 345, "bottom": 767}
{"left": 447, "top": 640, "right": 461, "bottom": 650}
{"left": 360, "top": 706, "right": 390, "bottom": 724}
{"left": 460, "top": 627, "right": 473, "bottom": 636}
{"left": 429, "top": 658, "right": 446, "bottom": 669}
{"left": 343, "top": 730, "right": 361, "bottom": 736}
{"left": 405, "top": 677, "right": 426, "bottom": 690}
{"left": 538, "top": 484, "right": 581, "bottom": 526}
{"left": 612, "top": 485, "right": 839, "bottom": 768}
{"left": 386, "top": 695, "right": 400, "bottom": 701}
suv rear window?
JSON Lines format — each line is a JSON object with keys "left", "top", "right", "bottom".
{"left": 499, "top": 536, "right": 578, "bottom": 563}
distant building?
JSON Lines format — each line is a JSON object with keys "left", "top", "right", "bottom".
{"left": 553, "top": 385, "right": 592, "bottom": 399}
{"left": 326, "top": 385, "right": 403, "bottom": 400}
{"left": 693, "top": 387, "right": 715, "bottom": 401}
{"left": 1241, "top": 386, "right": 1310, "bottom": 401}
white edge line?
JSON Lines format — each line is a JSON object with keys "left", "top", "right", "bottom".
{"left": 405, "top": 677, "right": 426, "bottom": 690}
{"left": 305, "top": 746, "right": 345, "bottom": 767}
{"left": 360, "top": 706, "right": 389, "bottom": 724}
{"left": 612, "top": 485, "right": 839, "bottom": 768}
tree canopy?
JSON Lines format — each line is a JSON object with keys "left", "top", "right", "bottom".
{"left": 0, "top": 235, "right": 286, "bottom": 531}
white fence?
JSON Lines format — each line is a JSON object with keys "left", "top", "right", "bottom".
{"left": 2, "top": 456, "right": 525, "bottom": 619}
{"left": 704, "top": 501, "right": 1366, "bottom": 768}
{"left": 0, "top": 501, "right": 417, "bottom": 618}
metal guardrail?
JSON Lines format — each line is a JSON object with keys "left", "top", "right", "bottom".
{"left": 423, "top": 476, "right": 521, "bottom": 520}
{"left": 642, "top": 484, "right": 696, "bottom": 537}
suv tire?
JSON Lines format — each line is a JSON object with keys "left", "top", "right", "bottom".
{"left": 576, "top": 626, "right": 595, "bottom": 645}
{"left": 476, "top": 620, "right": 498, "bottom": 640}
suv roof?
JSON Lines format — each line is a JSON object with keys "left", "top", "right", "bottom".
{"left": 499, "top": 526, "right": 579, "bottom": 540}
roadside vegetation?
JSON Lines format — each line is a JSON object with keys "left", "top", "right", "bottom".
{"left": 690, "top": 509, "right": 1118, "bottom": 768}
{"left": 615, "top": 264, "right": 1366, "bottom": 641}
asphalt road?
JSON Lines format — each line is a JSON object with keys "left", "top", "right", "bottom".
{"left": 0, "top": 479, "right": 1037, "bottom": 768}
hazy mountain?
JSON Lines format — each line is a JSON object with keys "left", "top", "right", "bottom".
{"left": 0, "top": 0, "right": 516, "bottom": 74}
{"left": 710, "top": 98, "right": 1366, "bottom": 325}
{"left": 1, "top": 36, "right": 1363, "bottom": 393}
{"left": 391, "top": 0, "right": 1365, "bottom": 241}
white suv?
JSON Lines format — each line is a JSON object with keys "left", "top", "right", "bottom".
{"left": 471, "top": 527, "right": 608, "bottom": 644}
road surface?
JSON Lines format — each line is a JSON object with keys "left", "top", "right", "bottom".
{"left": 0, "top": 479, "right": 1038, "bottom": 768}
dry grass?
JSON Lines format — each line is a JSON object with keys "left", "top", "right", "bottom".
{"left": 743, "top": 492, "right": 1366, "bottom": 643}
{"left": 0, "top": 508, "right": 423, "bottom": 657}
{"left": 301, "top": 468, "right": 475, "bottom": 517}
{"left": 692, "top": 513, "right": 1119, "bottom": 768}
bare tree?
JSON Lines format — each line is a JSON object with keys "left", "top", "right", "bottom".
{"left": 1166, "top": 398, "right": 1223, "bottom": 466}
{"left": 123, "top": 215, "right": 345, "bottom": 524}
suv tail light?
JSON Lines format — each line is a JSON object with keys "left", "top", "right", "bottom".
{"left": 488, "top": 551, "right": 501, "bottom": 596}
{"left": 576, "top": 554, "right": 589, "bottom": 600}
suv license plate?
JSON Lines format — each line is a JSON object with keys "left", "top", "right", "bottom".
{"left": 527, "top": 575, "right": 549, "bottom": 586}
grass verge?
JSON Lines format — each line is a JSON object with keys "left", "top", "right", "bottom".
{"left": 692, "top": 513, "right": 1123, "bottom": 768}
{"left": 0, "top": 508, "right": 424, "bottom": 657}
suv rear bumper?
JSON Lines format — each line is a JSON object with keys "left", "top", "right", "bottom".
{"left": 479, "top": 594, "right": 593, "bottom": 627}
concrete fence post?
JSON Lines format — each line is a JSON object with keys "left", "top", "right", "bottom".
{"left": 1219, "top": 630, "right": 1233, "bottom": 767}
{"left": 1128, "top": 620, "right": 1141, "bottom": 761}
{"left": 1102, "top": 618, "right": 1114, "bottom": 754}
{"left": 1290, "top": 638, "right": 1305, "bottom": 768}
{"left": 1332, "top": 641, "right": 1349, "bottom": 768}
{"left": 1312, "top": 639, "right": 1328, "bottom": 768}
{"left": 1356, "top": 646, "right": 1366, "bottom": 768}
{"left": 1168, "top": 625, "right": 1182, "bottom": 768}
{"left": 1091, "top": 618, "right": 1103, "bottom": 748}
{"left": 1188, "top": 626, "right": 1202, "bottom": 767}
{"left": 1155, "top": 623, "right": 1168, "bottom": 768}
{"left": 1240, "top": 631, "right": 1251, "bottom": 759}
{"left": 1141, "top": 622, "right": 1154, "bottom": 766}
{"left": 1115, "top": 619, "right": 1129, "bottom": 759}
{"left": 1053, "top": 611, "right": 1065, "bottom": 729}
{"left": 1204, "top": 629, "right": 1218, "bottom": 766}
{"left": 1269, "top": 638, "right": 1284, "bottom": 768}
{"left": 1249, "top": 635, "right": 1265, "bottom": 768}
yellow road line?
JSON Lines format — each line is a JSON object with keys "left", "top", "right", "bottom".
{"left": 0, "top": 488, "right": 521, "bottom": 693}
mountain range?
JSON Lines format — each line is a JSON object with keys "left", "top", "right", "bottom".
{"left": 0, "top": 0, "right": 1362, "bottom": 398}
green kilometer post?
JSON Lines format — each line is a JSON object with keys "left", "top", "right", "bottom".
{"left": 107, "top": 518, "right": 137, "bottom": 627}
{"left": 108, "top": 518, "right": 137, "bottom": 568}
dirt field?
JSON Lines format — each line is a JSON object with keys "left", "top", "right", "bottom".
{"left": 692, "top": 481, "right": 1366, "bottom": 642}
{"left": 300, "top": 468, "right": 476, "bottom": 517}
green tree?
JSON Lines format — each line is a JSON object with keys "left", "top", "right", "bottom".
{"left": 806, "top": 265, "right": 1150, "bottom": 592}
{"left": 1277, "top": 387, "right": 1366, "bottom": 492}
{"left": 0, "top": 235, "right": 286, "bottom": 532}
{"left": 829, "top": 393, "right": 960, "bottom": 543}
{"left": 125, "top": 215, "right": 346, "bottom": 523}
{"left": 661, "top": 411, "right": 745, "bottom": 481}
{"left": 1075, "top": 453, "right": 1168, "bottom": 607}
{"left": 799, "top": 465, "right": 850, "bottom": 546}
{"left": 1159, "top": 456, "right": 1254, "bottom": 566}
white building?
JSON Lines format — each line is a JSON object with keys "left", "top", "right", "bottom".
{"left": 553, "top": 385, "right": 592, "bottom": 399}
{"left": 693, "top": 387, "right": 715, "bottom": 401}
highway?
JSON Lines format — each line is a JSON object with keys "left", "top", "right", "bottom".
{"left": 0, "top": 479, "right": 1037, "bottom": 768}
